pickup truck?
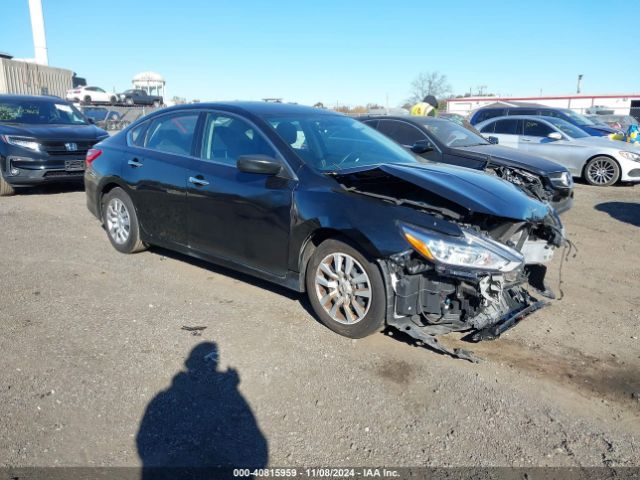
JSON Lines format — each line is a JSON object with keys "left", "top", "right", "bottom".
{"left": 118, "top": 89, "right": 163, "bottom": 107}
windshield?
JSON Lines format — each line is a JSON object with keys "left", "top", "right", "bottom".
{"left": 265, "top": 114, "right": 421, "bottom": 172}
{"left": 545, "top": 117, "right": 590, "bottom": 138}
{"left": 0, "top": 99, "right": 88, "bottom": 125}
{"left": 561, "top": 109, "right": 595, "bottom": 126}
{"left": 422, "top": 118, "right": 489, "bottom": 147}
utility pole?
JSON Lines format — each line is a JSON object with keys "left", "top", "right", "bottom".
{"left": 28, "top": 0, "right": 49, "bottom": 65}
{"left": 576, "top": 74, "right": 583, "bottom": 94}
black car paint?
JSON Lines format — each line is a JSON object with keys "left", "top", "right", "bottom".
{"left": 119, "top": 90, "right": 163, "bottom": 106}
{"left": 361, "top": 116, "right": 573, "bottom": 214}
{"left": 0, "top": 95, "right": 109, "bottom": 187}
{"left": 86, "top": 102, "right": 556, "bottom": 293}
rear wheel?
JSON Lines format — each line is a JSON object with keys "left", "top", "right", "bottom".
{"left": 102, "top": 188, "right": 147, "bottom": 254}
{"left": 584, "top": 156, "right": 620, "bottom": 186}
{"left": 305, "top": 239, "right": 386, "bottom": 338}
{"left": 125, "top": 98, "right": 134, "bottom": 105}
{"left": 83, "top": 95, "right": 92, "bottom": 105}
{"left": 152, "top": 100, "right": 160, "bottom": 108}
{"left": 0, "top": 174, "right": 15, "bottom": 196}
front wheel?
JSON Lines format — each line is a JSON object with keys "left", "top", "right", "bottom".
{"left": 0, "top": 174, "right": 15, "bottom": 196}
{"left": 102, "top": 188, "right": 147, "bottom": 254}
{"left": 152, "top": 100, "right": 160, "bottom": 108}
{"left": 584, "top": 156, "right": 620, "bottom": 186}
{"left": 305, "top": 239, "right": 386, "bottom": 338}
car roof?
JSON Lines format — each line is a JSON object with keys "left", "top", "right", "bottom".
{"left": 0, "top": 94, "right": 67, "bottom": 102}
{"left": 157, "top": 101, "right": 340, "bottom": 117}
{"left": 358, "top": 115, "right": 447, "bottom": 125}
{"left": 477, "top": 115, "right": 576, "bottom": 127}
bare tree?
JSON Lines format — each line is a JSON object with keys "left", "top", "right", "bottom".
{"left": 408, "top": 71, "right": 452, "bottom": 104}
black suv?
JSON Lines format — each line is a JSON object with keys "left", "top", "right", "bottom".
{"left": 361, "top": 116, "right": 574, "bottom": 214}
{"left": 0, "top": 95, "right": 109, "bottom": 195}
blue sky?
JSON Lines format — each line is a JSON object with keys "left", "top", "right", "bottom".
{"left": 1, "top": 0, "right": 638, "bottom": 106}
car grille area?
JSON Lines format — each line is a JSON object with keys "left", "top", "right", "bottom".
{"left": 41, "top": 140, "right": 96, "bottom": 157}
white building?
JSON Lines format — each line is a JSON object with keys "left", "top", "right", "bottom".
{"left": 446, "top": 94, "right": 640, "bottom": 117}
{"left": 132, "top": 71, "right": 166, "bottom": 99}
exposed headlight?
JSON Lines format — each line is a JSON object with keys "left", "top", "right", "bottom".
{"left": 549, "top": 171, "right": 573, "bottom": 188}
{"left": 1, "top": 135, "right": 41, "bottom": 152}
{"left": 400, "top": 224, "right": 524, "bottom": 273}
{"left": 619, "top": 151, "right": 640, "bottom": 162}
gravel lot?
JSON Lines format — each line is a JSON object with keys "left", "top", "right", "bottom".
{"left": 0, "top": 182, "right": 639, "bottom": 468}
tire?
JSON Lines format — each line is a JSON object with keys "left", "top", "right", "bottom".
{"left": 83, "top": 95, "right": 91, "bottom": 105}
{"left": 0, "top": 174, "right": 15, "bottom": 196}
{"left": 584, "top": 156, "right": 620, "bottom": 186}
{"left": 153, "top": 100, "right": 160, "bottom": 108}
{"left": 101, "top": 187, "right": 147, "bottom": 254}
{"left": 125, "top": 98, "right": 134, "bottom": 106}
{"left": 109, "top": 96, "right": 117, "bottom": 104}
{"left": 305, "top": 239, "right": 386, "bottom": 338}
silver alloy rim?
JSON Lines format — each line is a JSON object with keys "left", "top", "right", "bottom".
{"left": 314, "top": 253, "right": 372, "bottom": 325}
{"left": 106, "top": 198, "right": 131, "bottom": 245}
{"left": 587, "top": 158, "right": 616, "bottom": 185}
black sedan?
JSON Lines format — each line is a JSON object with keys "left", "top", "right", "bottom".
{"left": 0, "top": 95, "right": 109, "bottom": 196}
{"left": 361, "top": 116, "right": 574, "bottom": 214}
{"left": 85, "top": 102, "right": 566, "bottom": 360}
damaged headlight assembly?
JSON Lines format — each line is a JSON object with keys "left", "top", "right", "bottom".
{"left": 400, "top": 223, "right": 525, "bottom": 273}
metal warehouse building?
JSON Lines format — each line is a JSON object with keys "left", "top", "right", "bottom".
{"left": 447, "top": 94, "right": 640, "bottom": 118}
{"left": 0, "top": 54, "right": 73, "bottom": 98}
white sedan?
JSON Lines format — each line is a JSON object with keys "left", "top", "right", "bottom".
{"left": 66, "top": 86, "right": 117, "bottom": 105}
{"left": 476, "top": 115, "right": 640, "bottom": 186}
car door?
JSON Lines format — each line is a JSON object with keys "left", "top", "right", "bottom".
{"left": 519, "top": 119, "right": 556, "bottom": 154}
{"left": 122, "top": 111, "right": 200, "bottom": 246}
{"left": 186, "top": 111, "right": 295, "bottom": 276}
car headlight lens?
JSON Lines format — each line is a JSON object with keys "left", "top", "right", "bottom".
{"left": 1, "top": 135, "right": 41, "bottom": 152}
{"left": 619, "top": 151, "right": 640, "bottom": 162}
{"left": 549, "top": 171, "right": 573, "bottom": 188}
{"left": 400, "top": 224, "right": 524, "bottom": 273}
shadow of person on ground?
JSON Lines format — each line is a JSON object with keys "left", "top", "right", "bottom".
{"left": 136, "top": 341, "right": 268, "bottom": 479}
{"left": 595, "top": 201, "right": 640, "bottom": 227}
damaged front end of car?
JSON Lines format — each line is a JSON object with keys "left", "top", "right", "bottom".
{"left": 333, "top": 163, "right": 567, "bottom": 362}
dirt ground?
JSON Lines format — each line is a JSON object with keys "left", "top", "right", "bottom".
{"left": 0, "top": 182, "right": 638, "bottom": 469}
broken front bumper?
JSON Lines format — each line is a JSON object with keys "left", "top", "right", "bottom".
{"left": 379, "top": 257, "right": 549, "bottom": 362}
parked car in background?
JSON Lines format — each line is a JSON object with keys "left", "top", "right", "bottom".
{"left": 361, "top": 116, "right": 573, "bottom": 213}
{"left": 0, "top": 94, "right": 109, "bottom": 195}
{"left": 85, "top": 102, "right": 565, "bottom": 360}
{"left": 80, "top": 106, "right": 121, "bottom": 124}
{"left": 585, "top": 105, "right": 614, "bottom": 115}
{"left": 469, "top": 105, "right": 619, "bottom": 136}
{"left": 476, "top": 115, "right": 640, "bottom": 186}
{"left": 118, "top": 89, "right": 163, "bottom": 107}
{"left": 66, "top": 86, "right": 117, "bottom": 105}
{"left": 592, "top": 114, "right": 638, "bottom": 131}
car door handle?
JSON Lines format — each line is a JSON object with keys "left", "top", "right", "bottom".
{"left": 520, "top": 138, "right": 532, "bottom": 142}
{"left": 128, "top": 158, "right": 143, "bottom": 168}
{"left": 189, "top": 176, "right": 209, "bottom": 187}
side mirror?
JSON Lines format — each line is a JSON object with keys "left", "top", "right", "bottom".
{"left": 237, "top": 155, "right": 282, "bottom": 175}
{"left": 487, "top": 136, "right": 499, "bottom": 144}
{"left": 87, "top": 117, "right": 95, "bottom": 124}
{"left": 548, "top": 132, "right": 563, "bottom": 141}
{"left": 411, "top": 139, "right": 433, "bottom": 154}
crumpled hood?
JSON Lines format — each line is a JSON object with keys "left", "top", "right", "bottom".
{"left": 0, "top": 123, "right": 108, "bottom": 141}
{"left": 343, "top": 163, "right": 552, "bottom": 221}
{"left": 451, "top": 144, "right": 567, "bottom": 175}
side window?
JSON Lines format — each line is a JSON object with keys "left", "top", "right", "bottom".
{"left": 494, "top": 119, "right": 519, "bottom": 135}
{"left": 540, "top": 109, "right": 560, "bottom": 118}
{"left": 129, "top": 121, "right": 148, "bottom": 147}
{"left": 523, "top": 120, "right": 553, "bottom": 137}
{"left": 145, "top": 113, "right": 199, "bottom": 155}
{"left": 474, "top": 109, "right": 505, "bottom": 124}
{"left": 378, "top": 120, "right": 426, "bottom": 146}
{"left": 480, "top": 122, "right": 495, "bottom": 134}
{"left": 201, "top": 113, "right": 276, "bottom": 167}
{"left": 512, "top": 109, "right": 538, "bottom": 116}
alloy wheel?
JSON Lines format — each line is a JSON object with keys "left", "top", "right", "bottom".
{"left": 106, "top": 198, "right": 131, "bottom": 245}
{"left": 587, "top": 158, "right": 616, "bottom": 185}
{"left": 314, "top": 253, "right": 372, "bottom": 325}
